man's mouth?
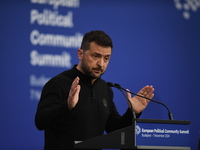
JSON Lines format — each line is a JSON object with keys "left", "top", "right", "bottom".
{"left": 93, "top": 68, "right": 103, "bottom": 73}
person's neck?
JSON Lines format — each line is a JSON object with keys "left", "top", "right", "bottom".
{"left": 91, "top": 79, "right": 96, "bottom": 85}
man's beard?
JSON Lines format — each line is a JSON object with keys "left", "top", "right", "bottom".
{"left": 81, "top": 58, "right": 104, "bottom": 79}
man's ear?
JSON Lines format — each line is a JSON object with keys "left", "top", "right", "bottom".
{"left": 77, "top": 49, "right": 83, "bottom": 60}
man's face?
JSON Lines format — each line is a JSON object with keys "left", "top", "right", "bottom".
{"left": 78, "top": 42, "right": 112, "bottom": 79}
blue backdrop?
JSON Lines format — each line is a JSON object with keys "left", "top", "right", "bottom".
{"left": 0, "top": 0, "right": 200, "bottom": 149}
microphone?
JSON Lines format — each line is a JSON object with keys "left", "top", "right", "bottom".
{"left": 107, "top": 82, "right": 137, "bottom": 119}
{"left": 107, "top": 82, "right": 174, "bottom": 120}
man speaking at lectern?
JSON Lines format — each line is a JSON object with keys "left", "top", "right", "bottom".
{"left": 35, "top": 30, "right": 154, "bottom": 150}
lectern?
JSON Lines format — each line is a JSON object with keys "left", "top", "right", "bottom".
{"left": 75, "top": 119, "right": 190, "bottom": 150}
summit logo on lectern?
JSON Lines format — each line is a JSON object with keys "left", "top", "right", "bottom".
{"left": 135, "top": 125, "right": 141, "bottom": 135}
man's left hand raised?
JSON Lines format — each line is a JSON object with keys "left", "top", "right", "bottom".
{"left": 126, "top": 85, "right": 154, "bottom": 114}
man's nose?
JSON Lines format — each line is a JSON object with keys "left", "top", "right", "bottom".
{"left": 97, "top": 58, "right": 104, "bottom": 66}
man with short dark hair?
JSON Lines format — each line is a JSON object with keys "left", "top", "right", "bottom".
{"left": 35, "top": 30, "right": 154, "bottom": 150}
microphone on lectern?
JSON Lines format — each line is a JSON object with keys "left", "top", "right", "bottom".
{"left": 107, "top": 82, "right": 137, "bottom": 120}
{"left": 107, "top": 82, "right": 174, "bottom": 120}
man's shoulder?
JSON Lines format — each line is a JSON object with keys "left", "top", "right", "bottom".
{"left": 45, "top": 68, "right": 76, "bottom": 87}
{"left": 52, "top": 69, "right": 75, "bottom": 82}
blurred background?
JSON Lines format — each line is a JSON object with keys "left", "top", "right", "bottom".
{"left": 0, "top": 0, "right": 199, "bottom": 149}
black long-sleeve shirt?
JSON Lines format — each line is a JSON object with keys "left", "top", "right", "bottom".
{"left": 35, "top": 65, "right": 134, "bottom": 150}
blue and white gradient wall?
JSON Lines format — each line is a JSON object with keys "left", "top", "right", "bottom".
{"left": 0, "top": 0, "right": 200, "bottom": 149}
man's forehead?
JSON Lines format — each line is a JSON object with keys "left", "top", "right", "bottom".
{"left": 91, "top": 50, "right": 111, "bottom": 56}
{"left": 89, "top": 45, "right": 111, "bottom": 53}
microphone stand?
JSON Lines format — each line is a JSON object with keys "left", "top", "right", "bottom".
{"left": 113, "top": 85, "right": 137, "bottom": 120}
{"left": 108, "top": 82, "right": 174, "bottom": 120}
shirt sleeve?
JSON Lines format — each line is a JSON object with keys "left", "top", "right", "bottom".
{"left": 35, "top": 80, "right": 71, "bottom": 130}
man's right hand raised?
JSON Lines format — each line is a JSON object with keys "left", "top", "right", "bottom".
{"left": 67, "top": 77, "right": 81, "bottom": 110}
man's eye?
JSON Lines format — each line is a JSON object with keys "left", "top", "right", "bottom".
{"left": 93, "top": 55, "right": 99, "bottom": 59}
{"left": 104, "top": 57, "right": 110, "bottom": 61}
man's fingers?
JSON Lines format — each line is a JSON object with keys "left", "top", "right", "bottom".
{"left": 67, "top": 77, "right": 81, "bottom": 110}
{"left": 70, "top": 77, "right": 80, "bottom": 95}
{"left": 75, "top": 85, "right": 81, "bottom": 95}
{"left": 138, "top": 85, "right": 154, "bottom": 98}
{"left": 71, "top": 77, "right": 79, "bottom": 89}
{"left": 126, "top": 89, "right": 131, "bottom": 99}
